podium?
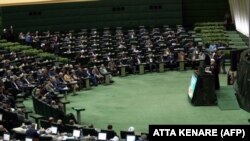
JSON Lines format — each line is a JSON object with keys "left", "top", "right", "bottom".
{"left": 188, "top": 71, "right": 217, "bottom": 106}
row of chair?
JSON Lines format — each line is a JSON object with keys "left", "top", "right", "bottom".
{"left": 31, "top": 92, "right": 73, "bottom": 126}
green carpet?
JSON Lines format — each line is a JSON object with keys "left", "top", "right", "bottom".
{"left": 24, "top": 70, "right": 250, "bottom": 133}
{"left": 217, "top": 86, "right": 240, "bottom": 110}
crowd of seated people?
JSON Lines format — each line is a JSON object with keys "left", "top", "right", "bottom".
{"left": 0, "top": 47, "right": 115, "bottom": 101}
{"left": 12, "top": 25, "right": 210, "bottom": 75}
{"left": 0, "top": 38, "right": 116, "bottom": 140}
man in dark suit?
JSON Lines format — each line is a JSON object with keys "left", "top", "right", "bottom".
{"left": 167, "top": 52, "right": 177, "bottom": 70}
{"left": 206, "top": 59, "right": 220, "bottom": 90}
{"left": 127, "top": 57, "right": 136, "bottom": 74}
{"left": 10, "top": 76, "right": 22, "bottom": 95}
{"left": 83, "top": 68, "right": 98, "bottom": 86}
{"left": 106, "top": 124, "right": 117, "bottom": 140}
{"left": 25, "top": 123, "right": 39, "bottom": 140}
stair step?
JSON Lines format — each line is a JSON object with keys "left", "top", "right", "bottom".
{"left": 230, "top": 45, "right": 248, "bottom": 49}
{"left": 228, "top": 36, "right": 241, "bottom": 38}
{"left": 229, "top": 41, "right": 246, "bottom": 45}
{"left": 226, "top": 31, "right": 238, "bottom": 34}
{"left": 229, "top": 38, "right": 243, "bottom": 42}
{"left": 234, "top": 42, "right": 246, "bottom": 46}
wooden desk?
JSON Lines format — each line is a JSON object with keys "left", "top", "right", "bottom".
{"left": 72, "top": 107, "right": 85, "bottom": 124}
{"left": 83, "top": 77, "right": 91, "bottom": 90}
{"left": 159, "top": 62, "right": 164, "bottom": 73}
{"left": 178, "top": 60, "right": 185, "bottom": 71}
{"left": 139, "top": 63, "right": 146, "bottom": 75}
{"left": 60, "top": 87, "right": 69, "bottom": 101}
{"left": 30, "top": 114, "right": 44, "bottom": 128}
{"left": 60, "top": 99, "right": 70, "bottom": 114}
{"left": 120, "top": 65, "right": 127, "bottom": 77}
{"left": 104, "top": 73, "right": 111, "bottom": 85}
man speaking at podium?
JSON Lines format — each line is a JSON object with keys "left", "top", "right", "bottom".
{"left": 205, "top": 58, "right": 220, "bottom": 90}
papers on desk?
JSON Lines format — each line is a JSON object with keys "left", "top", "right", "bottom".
{"left": 64, "top": 136, "right": 75, "bottom": 140}
{"left": 63, "top": 87, "right": 69, "bottom": 90}
{"left": 205, "top": 67, "right": 212, "bottom": 73}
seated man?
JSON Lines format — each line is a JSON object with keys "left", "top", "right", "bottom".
{"left": 108, "top": 59, "right": 119, "bottom": 76}
{"left": 99, "top": 64, "right": 114, "bottom": 83}
{"left": 25, "top": 123, "right": 39, "bottom": 141}
{"left": 9, "top": 76, "right": 22, "bottom": 95}
{"left": 146, "top": 55, "right": 156, "bottom": 72}
{"left": 83, "top": 68, "right": 98, "bottom": 86}
{"left": 92, "top": 66, "right": 104, "bottom": 84}
{"left": 103, "top": 124, "right": 118, "bottom": 140}
{"left": 127, "top": 57, "right": 136, "bottom": 74}
{"left": 166, "top": 52, "right": 177, "bottom": 70}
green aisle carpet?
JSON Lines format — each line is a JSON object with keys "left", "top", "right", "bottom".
{"left": 217, "top": 86, "right": 240, "bottom": 110}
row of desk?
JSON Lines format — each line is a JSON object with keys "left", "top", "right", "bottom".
{"left": 118, "top": 59, "right": 205, "bottom": 77}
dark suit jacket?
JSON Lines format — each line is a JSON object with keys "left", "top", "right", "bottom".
{"left": 25, "top": 128, "right": 39, "bottom": 138}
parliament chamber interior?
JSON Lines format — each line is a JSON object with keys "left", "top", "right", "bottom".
{"left": 0, "top": 0, "right": 249, "bottom": 141}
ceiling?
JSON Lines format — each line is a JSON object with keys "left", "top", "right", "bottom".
{"left": 0, "top": 0, "right": 98, "bottom": 7}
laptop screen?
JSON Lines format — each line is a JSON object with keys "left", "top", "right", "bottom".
{"left": 25, "top": 138, "right": 33, "bottom": 141}
{"left": 51, "top": 126, "right": 58, "bottom": 134}
{"left": 98, "top": 132, "right": 107, "bottom": 140}
{"left": 3, "top": 133, "right": 10, "bottom": 141}
{"left": 73, "top": 129, "right": 81, "bottom": 138}
{"left": 126, "top": 135, "right": 136, "bottom": 141}
{"left": 0, "top": 113, "right": 3, "bottom": 121}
